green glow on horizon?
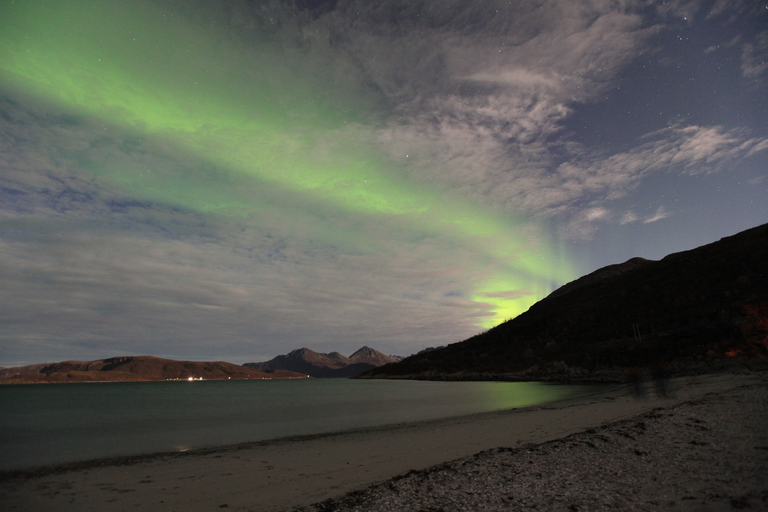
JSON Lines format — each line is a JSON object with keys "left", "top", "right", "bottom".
{"left": 0, "top": 0, "right": 577, "bottom": 327}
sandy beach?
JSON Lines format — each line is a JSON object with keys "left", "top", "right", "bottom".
{"left": 1, "top": 372, "right": 765, "bottom": 512}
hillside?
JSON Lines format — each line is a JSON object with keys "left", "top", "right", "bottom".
{"left": 0, "top": 356, "right": 309, "bottom": 384}
{"left": 245, "top": 346, "right": 399, "bottom": 378}
{"left": 362, "top": 223, "right": 768, "bottom": 382}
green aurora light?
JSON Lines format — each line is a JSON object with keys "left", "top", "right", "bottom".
{"left": 0, "top": 0, "right": 577, "bottom": 327}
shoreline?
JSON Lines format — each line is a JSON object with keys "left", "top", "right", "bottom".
{"left": 305, "top": 371, "right": 768, "bottom": 511}
{"left": 0, "top": 382, "right": 623, "bottom": 480}
{"left": 0, "top": 371, "right": 762, "bottom": 512}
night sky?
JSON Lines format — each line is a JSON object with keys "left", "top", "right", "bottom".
{"left": 1, "top": 0, "right": 766, "bottom": 366}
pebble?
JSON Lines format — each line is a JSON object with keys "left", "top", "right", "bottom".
{"left": 295, "top": 376, "right": 768, "bottom": 511}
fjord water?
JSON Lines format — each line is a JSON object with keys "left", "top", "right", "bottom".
{"left": 0, "top": 379, "right": 605, "bottom": 471}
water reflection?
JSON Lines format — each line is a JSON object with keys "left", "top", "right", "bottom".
{"left": 472, "top": 381, "right": 602, "bottom": 411}
{"left": 0, "top": 379, "right": 610, "bottom": 471}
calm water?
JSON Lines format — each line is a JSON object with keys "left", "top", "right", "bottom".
{"left": 0, "top": 379, "right": 607, "bottom": 471}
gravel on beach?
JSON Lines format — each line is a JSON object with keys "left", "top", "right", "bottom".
{"left": 298, "top": 374, "right": 768, "bottom": 512}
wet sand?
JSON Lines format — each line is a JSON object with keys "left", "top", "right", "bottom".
{"left": 0, "top": 372, "right": 763, "bottom": 512}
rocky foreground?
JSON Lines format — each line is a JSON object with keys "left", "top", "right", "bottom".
{"left": 297, "top": 373, "right": 768, "bottom": 512}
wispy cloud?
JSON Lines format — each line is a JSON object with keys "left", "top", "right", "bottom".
{"left": 1, "top": 0, "right": 766, "bottom": 365}
{"left": 741, "top": 31, "right": 768, "bottom": 81}
{"left": 644, "top": 206, "right": 672, "bottom": 224}
{"left": 528, "top": 124, "right": 767, "bottom": 237}
{"left": 300, "top": 1, "right": 767, "bottom": 239}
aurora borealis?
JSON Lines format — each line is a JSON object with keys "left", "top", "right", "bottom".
{"left": 1, "top": 0, "right": 766, "bottom": 365}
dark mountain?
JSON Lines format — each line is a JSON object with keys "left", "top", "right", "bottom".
{"left": 362, "top": 223, "right": 768, "bottom": 382}
{"left": 417, "top": 346, "right": 445, "bottom": 355}
{"left": 349, "top": 346, "right": 398, "bottom": 366}
{"left": 546, "top": 257, "right": 652, "bottom": 300}
{"left": 245, "top": 346, "right": 399, "bottom": 378}
{"left": 0, "top": 356, "right": 308, "bottom": 384}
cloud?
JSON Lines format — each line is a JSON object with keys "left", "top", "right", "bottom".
{"left": 741, "top": 31, "right": 768, "bottom": 81}
{"left": 530, "top": 124, "right": 768, "bottom": 237}
{"left": 289, "top": 1, "right": 765, "bottom": 241}
{"left": 562, "top": 207, "right": 611, "bottom": 241}
{"left": 2, "top": 0, "right": 767, "bottom": 365}
{"left": 620, "top": 211, "right": 638, "bottom": 225}
{"left": 619, "top": 206, "right": 672, "bottom": 225}
{"left": 654, "top": 0, "right": 700, "bottom": 21}
{"left": 482, "top": 289, "right": 534, "bottom": 300}
{"left": 643, "top": 206, "right": 672, "bottom": 224}
{"left": 638, "top": 124, "right": 768, "bottom": 174}
{"left": 0, "top": 212, "right": 494, "bottom": 364}
{"left": 186, "top": 0, "right": 764, "bottom": 244}
{"left": 0, "top": 93, "right": 492, "bottom": 363}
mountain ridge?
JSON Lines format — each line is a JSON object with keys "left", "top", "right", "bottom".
{"left": 245, "top": 346, "right": 398, "bottom": 378}
{"left": 361, "top": 223, "right": 768, "bottom": 382}
{"left": 546, "top": 256, "right": 652, "bottom": 300}
{"left": 0, "top": 355, "right": 309, "bottom": 384}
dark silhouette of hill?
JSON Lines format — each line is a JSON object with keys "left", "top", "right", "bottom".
{"left": 545, "top": 257, "right": 652, "bottom": 299}
{"left": 0, "top": 356, "right": 308, "bottom": 384}
{"left": 362, "top": 223, "right": 768, "bottom": 382}
{"left": 244, "top": 346, "right": 399, "bottom": 378}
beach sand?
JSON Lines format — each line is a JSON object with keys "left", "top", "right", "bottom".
{"left": 1, "top": 372, "right": 764, "bottom": 512}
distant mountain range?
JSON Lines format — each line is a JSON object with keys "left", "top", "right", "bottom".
{"left": 0, "top": 356, "right": 308, "bottom": 384}
{"left": 244, "top": 346, "right": 400, "bottom": 378}
{"left": 362, "top": 223, "right": 768, "bottom": 382}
